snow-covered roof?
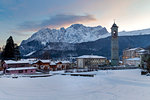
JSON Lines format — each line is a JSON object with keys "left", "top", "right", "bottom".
{"left": 137, "top": 49, "right": 147, "bottom": 53}
{"left": 119, "top": 61, "right": 123, "bottom": 63}
{"left": 61, "top": 61, "right": 71, "bottom": 64}
{"left": 27, "top": 58, "right": 37, "bottom": 61}
{"left": 5, "top": 60, "right": 30, "bottom": 64}
{"left": 7, "top": 67, "right": 37, "bottom": 71}
{"left": 49, "top": 61, "right": 71, "bottom": 65}
{"left": 126, "top": 57, "right": 140, "bottom": 61}
{"left": 77, "top": 55, "right": 106, "bottom": 59}
{"left": 40, "top": 60, "right": 51, "bottom": 63}
{"left": 126, "top": 48, "right": 143, "bottom": 51}
{"left": 33, "top": 60, "right": 51, "bottom": 64}
{"left": 50, "top": 62, "right": 56, "bottom": 65}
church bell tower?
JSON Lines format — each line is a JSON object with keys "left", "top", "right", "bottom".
{"left": 111, "top": 22, "right": 119, "bottom": 66}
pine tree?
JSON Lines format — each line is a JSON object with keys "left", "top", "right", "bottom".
{"left": 1, "top": 36, "right": 15, "bottom": 60}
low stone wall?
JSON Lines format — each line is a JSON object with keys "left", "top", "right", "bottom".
{"left": 99, "top": 66, "right": 139, "bottom": 70}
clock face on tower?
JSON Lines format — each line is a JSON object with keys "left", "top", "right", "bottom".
{"left": 113, "top": 30, "right": 117, "bottom": 38}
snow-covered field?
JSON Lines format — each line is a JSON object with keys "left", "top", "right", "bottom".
{"left": 0, "top": 69, "right": 150, "bottom": 100}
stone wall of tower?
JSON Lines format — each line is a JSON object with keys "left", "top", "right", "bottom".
{"left": 111, "top": 24, "right": 119, "bottom": 66}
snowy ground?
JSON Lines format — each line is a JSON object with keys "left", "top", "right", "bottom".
{"left": 0, "top": 69, "right": 150, "bottom": 100}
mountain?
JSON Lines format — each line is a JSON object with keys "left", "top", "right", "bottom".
{"left": 21, "top": 24, "right": 109, "bottom": 44}
{"left": 20, "top": 24, "right": 109, "bottom": 56}
{"left": 21, "top": 34, "right": 150, "bottom": 59}
{"left": 119, "top": 28, "right": 150, "bottom": 36}
{"left": 20, "top": 24, "right": 150, "bottom": 59}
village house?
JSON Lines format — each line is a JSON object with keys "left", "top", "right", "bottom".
{"left": 49, "top": 61, "right": 72, "bottom": 71}
{"left": 76, "top": 55, "right": 108, "bottom": 69}
{"left": 124, "top": 57, "right": 140, "bottom": 66}
{"left": 50, "top": 61, "right": 66, "bottom": 70}
{"left": 123, "top": 48, "right": 144, "bottom": 60}
{"left": 33, "top": 60, "right": 51, "bottom": 70}
{"left": 6, "top": 67, "right": 36, "bottom": 74}
{"left": 33, "top": 60, "right": 71, "bottom": 71}
{"left": 122, "top": 47, "right": 149, "bottom": 66}
{"left": 1, "top": 59, "right": 37, "bottom": 74}
{"left": 61, "top": 61, "right": 71, "bottom": 69}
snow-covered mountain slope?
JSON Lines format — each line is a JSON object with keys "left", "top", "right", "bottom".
{"left": 119, "top": 28, "right": 150, "bottom": 36}
{"left": 21, "top": 24, "right": 109, "bottom": 45}
{"left": 20, "top": 24, "right": 150, "bottom": 58}
{"left": 21, "top": 25, "right": 150, "bottom": 47}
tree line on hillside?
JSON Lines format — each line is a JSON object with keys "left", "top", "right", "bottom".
{"left": 0, "top": 36, "right": 21, "bottom": 60}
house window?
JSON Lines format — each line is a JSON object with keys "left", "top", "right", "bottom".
{"left": 19, "top": 70, "right": 23, "bottom": 73}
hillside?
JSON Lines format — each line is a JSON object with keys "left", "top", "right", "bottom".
{"left": 22, "top": 34, "right": 150, "bottom": 59}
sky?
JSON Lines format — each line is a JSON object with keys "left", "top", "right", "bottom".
{"left": 0, "top": 0, "right": 150, "bottom": 47}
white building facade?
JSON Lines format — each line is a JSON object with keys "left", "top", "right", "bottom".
{"left": 124, "top": 58, "right": 140, "bottom": 66}
{"left": 77, "top": 55, "right": 108, "bottom": 68}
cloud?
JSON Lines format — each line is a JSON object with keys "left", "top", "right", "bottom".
{"left": 18, "top": 21, "right": 41, "bottom": 32}
{"left": 18, "top": 14, "right": 96, "bottom": 31}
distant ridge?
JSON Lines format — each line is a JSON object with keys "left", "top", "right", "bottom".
{"left": 20, "top": 24, "right": 150, "bottom": 59}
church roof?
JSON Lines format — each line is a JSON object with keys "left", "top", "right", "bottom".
{"left": 77, "top": 55, "right": 106, "bottom": 59}
{"left": 112, "top": 22, "right": 118, "bottom": 27}
{"left": 112, "top": 23, "right": 118, "bottom": 27}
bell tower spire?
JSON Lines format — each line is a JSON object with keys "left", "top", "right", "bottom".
{"left": 113, "top": 19, "right": 115, "bottom": 24}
